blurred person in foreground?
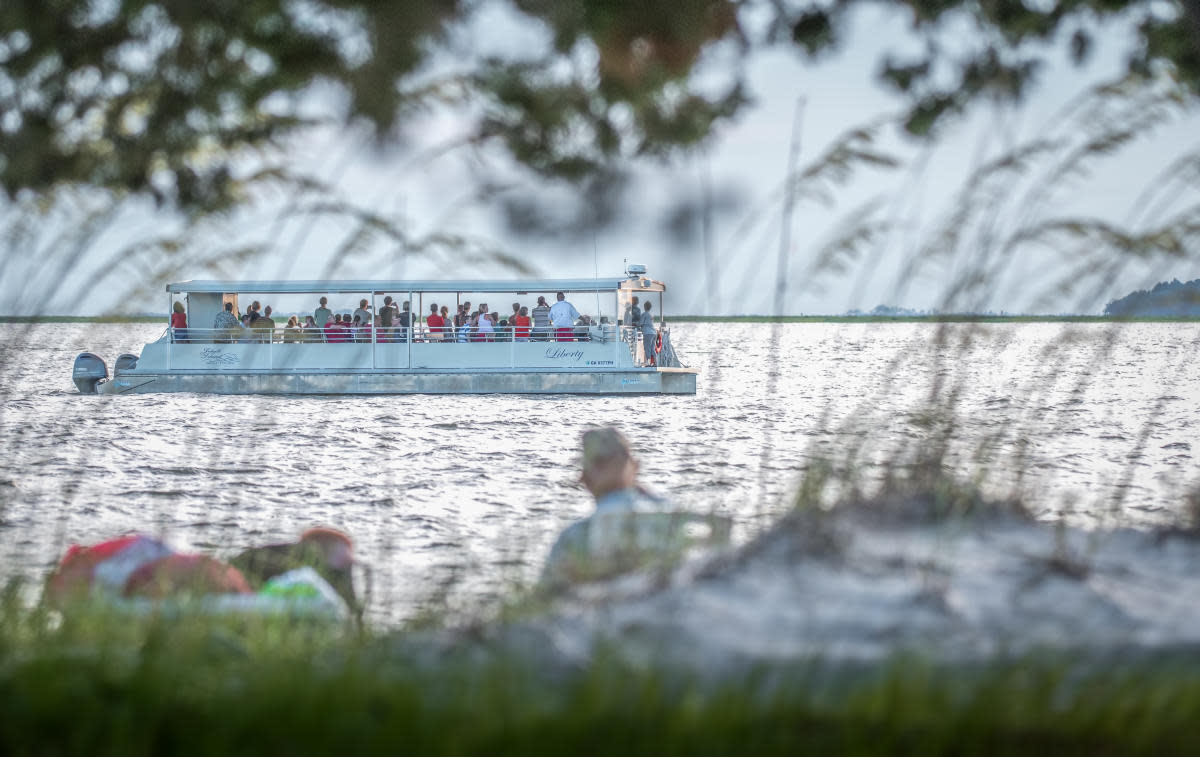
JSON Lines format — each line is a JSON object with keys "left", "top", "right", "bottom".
{"left": 44, "top": 528, "right": 360, "bottom": 622}
{"left": 541, "top": 428, "right": 730, "bottom": 588}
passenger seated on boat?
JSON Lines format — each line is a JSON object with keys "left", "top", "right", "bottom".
{"left": 283, "top": 316, "right": 301, "bottom": 343}
{"left": 514, "top": 306, "right": 532, "bottom": 341}
{"left": 324, "top": 314, "right": 347, "bottom": 343}
{"left": 238, "top": 313, "right": 258, "bottom": 343}
{"left": 541, "top": 428, "right": 731, "bottom": 588}
{"left": 473, "top": 304, "right": 495, "bottom": 341}
{"left": 256, "top": 305, "right": 277, "bottom": 343}
{"left": 212, "top": 301, "right": 240, "bottom": 343}
{"left": 491, "top": 311, "right": 505, "bottom": 341}
{"left": 345, "top": 314, "right": 359, "bottom": 341}
{"left": 455, "top": 306, "right": 469, "bottom": 342}
{"left": 593, "top": 316, "right": 611, "bottom": 343}
{"left": 574, "top": 315, "right": 593, "bottom": 342}
{"left": 301, "top": 315, "right": 321, "bottom": 342}
{"left": 356, "top": 316, "right": 377, "bottom": 343}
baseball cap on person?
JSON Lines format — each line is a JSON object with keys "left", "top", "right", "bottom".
{"left": 581, "top": 427, "right": 631, "bottom": 468}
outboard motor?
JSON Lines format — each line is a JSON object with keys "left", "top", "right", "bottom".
{"left": 658, "top": 330, "right": 683, "bottom": 368}
{"left": 72, "top": 353, "right": 108, "bottom": 394}
{"left": 114, "top": 353, "right": 139, "bottom": 372}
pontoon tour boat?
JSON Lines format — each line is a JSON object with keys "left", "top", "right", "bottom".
{"left": 72, "top": 267, "right": 697, "bottom": 395}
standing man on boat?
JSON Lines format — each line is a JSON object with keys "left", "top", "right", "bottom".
{"left": 315, "top": 296, "right": 332, "bottom": 326}
{"left": 256, "top": 305, "right": 277, "bottom": 343}
{"left": 379, "top": 296, "right": 396, "bottom": 341}
{"left": 640, "top": 301, "right": 658, "bottom": 366}
{"left": 213, "top": 301, "right": 239, "bottom": 343}
{"left": 353, "top": 299, "right": 372, "bottom": 329}
{"left": 397, "top": 300, "right": 413, "bottom": 341}
{"left": 549, "top": 291, "right": 581, "bottom": 342}
{"left": 623, "top": 296, "right": 641, "bottom": 328}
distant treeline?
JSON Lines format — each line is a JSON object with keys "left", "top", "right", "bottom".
{"left": 1105, "top": 278, "right": 1200, "bottom": 317}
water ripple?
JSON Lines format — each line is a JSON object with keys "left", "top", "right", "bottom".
{"left": 1, "top": 321, "right": 1198, "bottom": 624}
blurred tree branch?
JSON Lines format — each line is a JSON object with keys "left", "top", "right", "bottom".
{"left": 1, "top": 0, "right": 1198, "bottom": 213}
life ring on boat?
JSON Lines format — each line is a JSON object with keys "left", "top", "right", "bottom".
{"left": 654, "top": 331, "right": 663, "bottom": 354}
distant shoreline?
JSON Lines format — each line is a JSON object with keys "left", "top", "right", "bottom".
{"left": 3, "top": 314, "right": 1200, "bottom": 324}
{"left": 669, "top": 315, "right": 1200, "bottom": 323}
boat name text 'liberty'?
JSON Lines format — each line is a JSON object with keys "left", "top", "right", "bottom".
{"left": 544, "top": 347, "right": 585, "bottom": 361}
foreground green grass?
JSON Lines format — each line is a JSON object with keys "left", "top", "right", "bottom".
{"left": 2, "top": 599, "right": 1198, "bottom": 755}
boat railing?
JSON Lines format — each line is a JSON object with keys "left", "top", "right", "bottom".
{"left": 164, "top": 324, "right": 674, "bottom": 367}
{"left": 170, "top": 324, "right": 621, "bottom": 344}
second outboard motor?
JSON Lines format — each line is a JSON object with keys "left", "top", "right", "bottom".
{"left": 72, "top": 353, "right": 108, "bottom": 394}
{"left": 114, "top": 353, "right": 139, "bottom": 372}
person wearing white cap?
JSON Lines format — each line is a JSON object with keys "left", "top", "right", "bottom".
{"left": 542, "top": 427, "right": 711, "bottom": 587}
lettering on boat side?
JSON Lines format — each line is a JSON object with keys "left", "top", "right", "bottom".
{"left": 621, "top": 378, "right": 641, "bottom": 385}
{"left": 544, "top": 347, "right": 585, "bottom": 361}
{"left": 586, "top": 360, "right": 615, "bottom": 366}
{"left": 200, "top": 348, "right": 240, "bottom": 366}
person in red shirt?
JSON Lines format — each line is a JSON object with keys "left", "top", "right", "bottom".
{"left": 170, "top": 301, "right": 188, "bottom": 343}
{"left": 352, "top": 315, "right": 376, "bottom": 343}
{"left": 514, "top": 306, "right": 532, "bottom": 341}
{"left": 426, "top": 303, "right": 444, "bottom": 341}
{"left": 324, "top": 314, "right": 347, "bottom": 343}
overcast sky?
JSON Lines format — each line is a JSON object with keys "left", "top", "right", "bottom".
{"left": 6, "top": 3, "right": 1199, "bottom": 317}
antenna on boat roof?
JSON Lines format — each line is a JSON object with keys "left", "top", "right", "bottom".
{"left": 593, "top": 234, "right": 601, "bottom": 318}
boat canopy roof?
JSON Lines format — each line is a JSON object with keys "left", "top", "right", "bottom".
{"left": 166, "top": 277, "right": 665, "bottom": 294}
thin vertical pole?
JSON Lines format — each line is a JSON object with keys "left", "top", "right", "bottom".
{"left": 614, "top": 290, "right": 619, "bottom": 365}
{"left": 371, "top": 292, "right": 377, "bottom": 370}
{"left": 775, "top": 97, "right": 805, "bottom": 318}
{"left": 757, "top": 96, "right": 805, "bottom": 508}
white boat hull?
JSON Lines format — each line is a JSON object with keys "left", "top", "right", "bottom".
{"left": 96, "top": 367, "right": 697, "bottom": 395}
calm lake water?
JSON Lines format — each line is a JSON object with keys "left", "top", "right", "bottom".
{"left": 1, "top": 322, "right": 1197, "bottom": 624}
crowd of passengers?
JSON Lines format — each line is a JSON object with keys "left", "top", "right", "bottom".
{"left": 185, "top": 292, "right": 644, "bottom": 344}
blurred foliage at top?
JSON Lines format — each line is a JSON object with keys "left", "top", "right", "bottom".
{"left": 2, "top": 0, "right": 1198, "bottom": 213}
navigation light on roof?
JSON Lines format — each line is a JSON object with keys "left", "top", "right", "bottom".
{"left": 626, "top": 264, "right": 647, "bottom": 277}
